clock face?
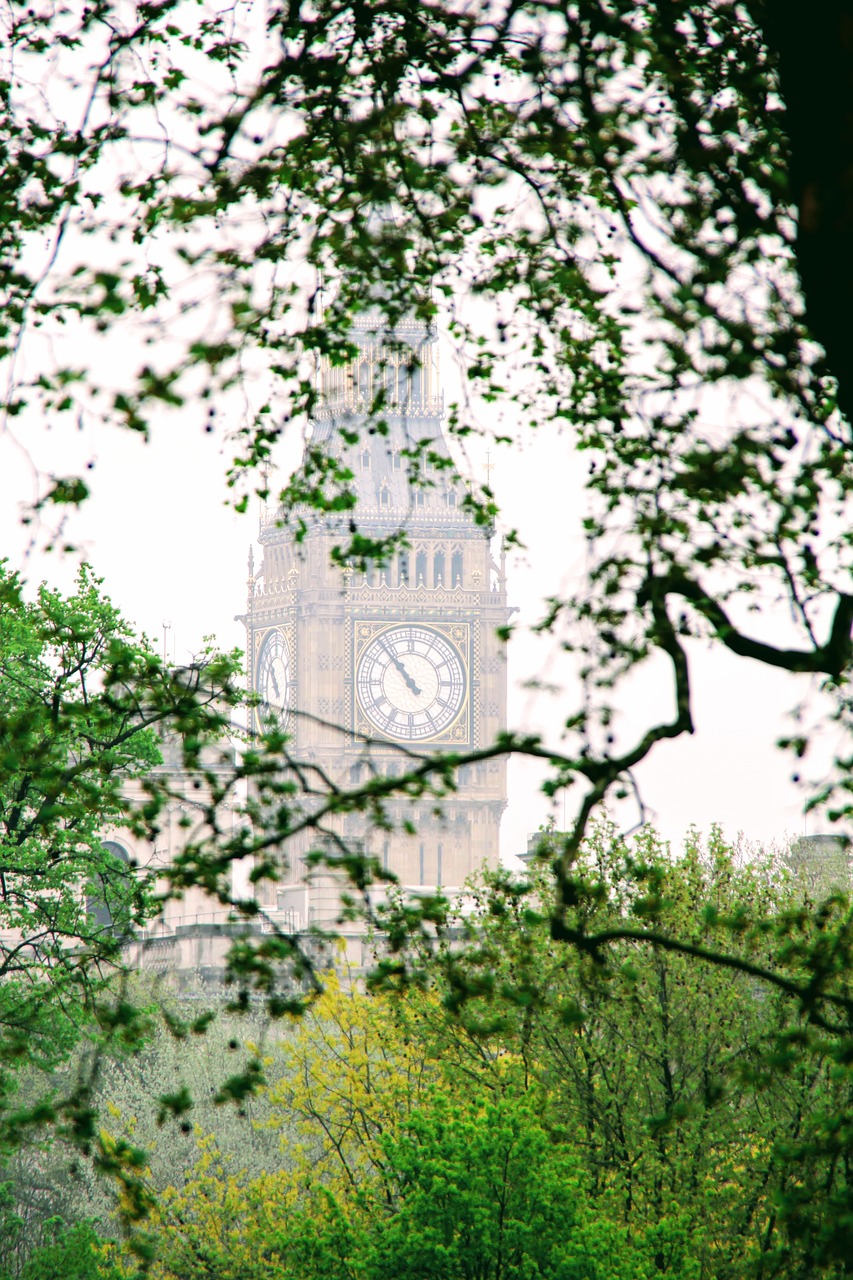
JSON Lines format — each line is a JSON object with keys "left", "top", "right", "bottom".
{"left": 256, "top": 630, "right": 292, "bottom": 730}
{"left": 355, "top": 624, "right": 467, "bottom": 742}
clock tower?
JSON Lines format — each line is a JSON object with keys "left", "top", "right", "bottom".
{"left": 245, "top": 311, "right": 510, "bottom": 931}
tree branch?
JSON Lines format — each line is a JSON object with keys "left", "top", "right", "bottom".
{"left": 643, "top": 571, "right": 853, "bottom": 679}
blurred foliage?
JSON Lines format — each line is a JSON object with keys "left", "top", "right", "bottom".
{"left": 3, "top": 0, "right": 853, "bottom": 848}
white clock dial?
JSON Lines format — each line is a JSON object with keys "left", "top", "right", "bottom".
{"left": 256, "top": 630, "right": 292, "bottom": 729}
{"left": 356, "top": 624, "right": 467, "bottom": 741}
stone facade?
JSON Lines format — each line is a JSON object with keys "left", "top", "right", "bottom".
{"left": 115, "top": 309, "right": 510, "bottom": 976}
{"left": 105, "top": 734, "right": 245, "bottom": 979}
{"left": 245, "top": 310, "right": 510, "bottom": 936}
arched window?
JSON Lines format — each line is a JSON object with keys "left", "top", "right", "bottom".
{"left": 361, "top": 449, "right": 371, "bottom": 471}
{"left": 416, "top": 551, "right": 427, "bottom": 585}
{"left": 393, "top": 451, "right": 402, "bottom": 470}
{"left": 415, "top": 489, "right": 425, "bottom": 507}
{"left": 87, "top": 842, "right": 133, "bottom": 936}
{"left": 101, "top": 840, "right": 129, "bottom": 861}
{"left": 447, "top": 489, "right": 457, "bottom": 508}
{"left": 452, "top": 550, "right": 463, "bottom": 587}
{"left": 434, "top": 550, "right": 445, "bottom": 587}
{"left": 398, "top": 554, "right": 410, "bottom": 587}
{"left": 383, "top": 841, "right": 390, "bottom": 871}
{"left": 380, "top": 486, "right": 390, "bottom": 507}
{"left": 437, "top": 843, "right": 443, "bottom": 887}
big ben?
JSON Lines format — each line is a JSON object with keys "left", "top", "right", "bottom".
{"left": 245, "top": 308, "right": 510, "bottom": 930}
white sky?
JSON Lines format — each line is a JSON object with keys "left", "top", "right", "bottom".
{"left": 0, "top": 317, "right": 831, "bottom": 869}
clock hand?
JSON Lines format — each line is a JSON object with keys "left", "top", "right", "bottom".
{"left": 270, "top": 669, "right": 280, "bottom": 698}
{"left": 380, "top": 641, "right": 422, "bottom": 696}
{"left": 392, "top": 655, "right": 422, "bottom": 697}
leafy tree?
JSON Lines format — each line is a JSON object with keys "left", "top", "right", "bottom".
{"left": 128, "top": 825, "right": 853, "bottom": 1278}
{"left": 0, "top": 562, "right": 158, "bottom": 1104}
{"left": 369, "top": 824, "right": 853, "bottom": 1276}
{"left": 7, "top": 1220, "right": 124, "bottom": 1280}
{"left": 149, "top": 1070, "right": 647, "bottom": 1280}
{"left": 263, "top": 968, "right": 435, "bottom": 1188}
{"left": 96, "top": 1001, "right": 294, "bottom": 1198}
{"left": 357, "top": 1091, "right": 643, "bottom": 1280}
{"left": 0, "top": 561, "right": 250, "bottom": 1192}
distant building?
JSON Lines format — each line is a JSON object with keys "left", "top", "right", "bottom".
{"left": 103, "top": 733, "right": 243, "bottom": 982}
{"left": 243, "top": 308, "right": 510, "bottom": 963}
{"left": 114, "top": 307, "right": 512, "bottom": 978}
